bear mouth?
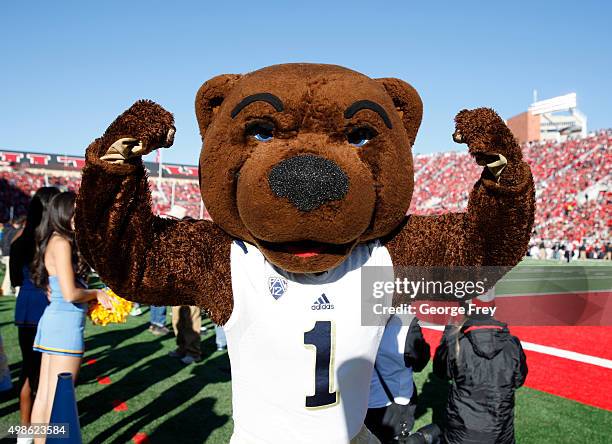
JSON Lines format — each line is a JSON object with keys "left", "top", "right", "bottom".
{"left": 256, "top": 239, "right": 354, "bottom": 258}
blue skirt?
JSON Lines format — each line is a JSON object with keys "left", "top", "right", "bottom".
{"left": 15, "top": 267, "right": 49, "bottom": 327}
{"left": 33, "top": 307, "right": 85, "bottom": 357}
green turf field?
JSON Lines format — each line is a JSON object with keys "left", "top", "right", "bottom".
{"left": 0, "top": 261, "right": 611, "bottom": 443}
{"left": 497, "top": 260, "right": 612, "bottom": 295}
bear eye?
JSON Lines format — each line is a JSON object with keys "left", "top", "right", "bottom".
{"left": 346, "top": 126, "right": 377, "bottom": 147}
{"left": 245, "top": 120, "right": 274, "bottom": 142}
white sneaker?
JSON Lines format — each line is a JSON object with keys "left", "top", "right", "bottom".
{"left": 17, "top": 437, "right": 34, "bottom": 444}
{"left": 130, "top": 307, "right": 143, "bottom": 316}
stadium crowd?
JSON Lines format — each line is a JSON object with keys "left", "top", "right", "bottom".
{"left": 1, "top": 130, "right": 610, "bottom": 259}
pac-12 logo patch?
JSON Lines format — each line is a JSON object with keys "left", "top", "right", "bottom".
{"left": 268, "top": 276, "right": 288, "bottom": 300}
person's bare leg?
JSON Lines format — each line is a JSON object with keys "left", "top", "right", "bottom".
{"left": 31, "top": 353, "right": 49, "bottom": 444}
{"left": 43, "top": 355, "right": 82, "bottom": 422}
{"left": 33, "top": 354, "right": 81, "bottom": 443}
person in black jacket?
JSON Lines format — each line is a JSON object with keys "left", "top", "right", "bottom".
{"left": 433, "top": 314, "right": 527, "bottom": 444}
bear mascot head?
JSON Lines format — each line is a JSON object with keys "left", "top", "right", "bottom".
{"left": 196, "top": 64, "right": 422, "bottom": 273}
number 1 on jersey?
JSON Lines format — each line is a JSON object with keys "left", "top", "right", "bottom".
{"left": 304, "top": 320, "right": 339, "bottom": 409}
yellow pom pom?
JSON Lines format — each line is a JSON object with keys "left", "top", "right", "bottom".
{"left": 88, "top": 288, "right": 133, "bottom": 326}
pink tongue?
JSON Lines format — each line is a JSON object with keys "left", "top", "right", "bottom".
{"left": 294, "top": 252, "right": 319, "bottom": 258}
{"left": 285, "top": 244, "right": 324, "bottom": 258}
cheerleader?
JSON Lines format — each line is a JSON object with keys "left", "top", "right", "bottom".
{"left": 30, "top": 192, "right": 112, "bottom": 442}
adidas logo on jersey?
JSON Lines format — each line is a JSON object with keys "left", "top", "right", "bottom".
{"left": 311, "top": 294, "right": 334, "bottom": 310}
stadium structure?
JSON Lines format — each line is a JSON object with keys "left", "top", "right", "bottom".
{"left": 507, "top": 92, "right": 588, "bottom": 144}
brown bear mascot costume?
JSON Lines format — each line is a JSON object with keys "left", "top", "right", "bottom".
{"left": 76, "top": 63, "right": 535, "bottom": 443}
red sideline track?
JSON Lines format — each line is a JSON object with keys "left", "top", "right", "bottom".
{"left": 422, "top": 327, "right": 612, "bottom": 411}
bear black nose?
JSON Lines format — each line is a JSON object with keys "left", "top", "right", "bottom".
{"left": 268, "top": 154, "right": 349, "bottom": 212}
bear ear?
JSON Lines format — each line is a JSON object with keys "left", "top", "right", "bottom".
{"left": 376, "top": 78, "right": 423, "bottom": 146}
{"left": 195, "top": 74, "right": 242, "bottom": 138}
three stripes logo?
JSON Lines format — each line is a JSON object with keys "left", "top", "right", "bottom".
{"left": 311, "top": 293, "right": 334, "bottom": 310}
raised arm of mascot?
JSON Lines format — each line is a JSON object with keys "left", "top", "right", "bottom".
{"left": 75, "top": 101, "right": 233, "bottom": 324}
{"left": 385, "top": 108, "right": 535, "bottom": 268}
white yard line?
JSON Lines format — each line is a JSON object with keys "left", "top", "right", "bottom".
{"left": 422, "top": 325, "right": 612, "bottom": 369}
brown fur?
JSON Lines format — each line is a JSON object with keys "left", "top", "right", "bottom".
{"left": 385, "top": 109, "right": 535, "bottom": 269}
{"left": 76, "top": 102, "right": 233, "bottom": 324}
{"left": 75, "top": 63, "right": 535, "bottom": 323}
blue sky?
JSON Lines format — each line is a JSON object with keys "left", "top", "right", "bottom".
{"left": 1, "top": 0, "right": 610, "bottom": 164}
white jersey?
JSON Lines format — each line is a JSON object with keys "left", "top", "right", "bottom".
{"left": 225, "top": 240, "right": 393, "bottom": 444}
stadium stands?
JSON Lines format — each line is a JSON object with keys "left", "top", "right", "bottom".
{"left": 1, "top": 130, "right": 609, "bottom": 256}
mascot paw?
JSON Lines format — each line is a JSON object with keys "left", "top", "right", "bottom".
{"left": 99, "top": 100, "right": 175, "bottom": 163}
{"left": 453, "top": 107, "right": 521, "bottom": 179}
